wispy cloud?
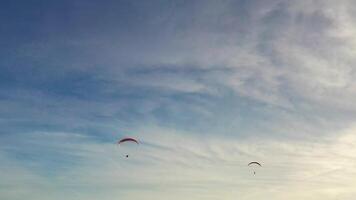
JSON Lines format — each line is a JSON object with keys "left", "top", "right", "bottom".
{"left": 1, "top": 0, "right": 356, "bottom": 199}
{"left": 2, "top": 124, "right": 356, "bottom": 199}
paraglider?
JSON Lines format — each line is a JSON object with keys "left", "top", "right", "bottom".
{"left": 248, "top": 161, "right": 262, "bottom": 175}
{"left": 118, "top": 137, "right": 139, "bottom": 158}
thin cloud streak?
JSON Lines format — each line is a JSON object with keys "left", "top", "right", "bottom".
{"left": 1, "top": 0, "right": 356, "bottom": 199}
{"left": 1, "top": 124, "right": 356, "bottom": 199}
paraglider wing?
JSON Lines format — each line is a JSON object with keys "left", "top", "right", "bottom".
{"left": 118, "top": 137, "right": 139, "bottom": 158}
{"left": 118, "top": 137, "right": 139, "bottom": 145}
{"left": 248, "top": 161, "right": 262, "bottom": 167}
{"left": 248, "top": 161, "right": 262, "bottom": 175}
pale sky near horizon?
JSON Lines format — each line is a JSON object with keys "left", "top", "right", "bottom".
{"left": 1, "top": 0, "right": 356, "bottom": 199}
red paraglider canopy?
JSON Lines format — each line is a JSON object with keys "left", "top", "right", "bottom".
{"left": 118, "top": 137, "right": 139, "bottom": 144}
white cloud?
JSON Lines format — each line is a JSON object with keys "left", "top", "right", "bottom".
{"left": 2, "top": 124, "right": 356, "bottom": 200}
{"left": 12, "top": 0, "right": 356, "bottom": 113}
{"left": 2, "top": 1, "right": 356, "bottom": 199}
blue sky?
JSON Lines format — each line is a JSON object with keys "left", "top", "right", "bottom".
{"left": 1, "top": 0, "right": 356, "bottom": 199}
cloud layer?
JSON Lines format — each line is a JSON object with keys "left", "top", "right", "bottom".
{"left": 1, "top": 0, "right": 356, "bottom": 199}
{"left": 2, "top": 124, "right": 356, "bottom": 200}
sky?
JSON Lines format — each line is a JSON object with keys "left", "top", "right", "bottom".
{"left": 1, "top": 0, "right": 356, "bottom": 199}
